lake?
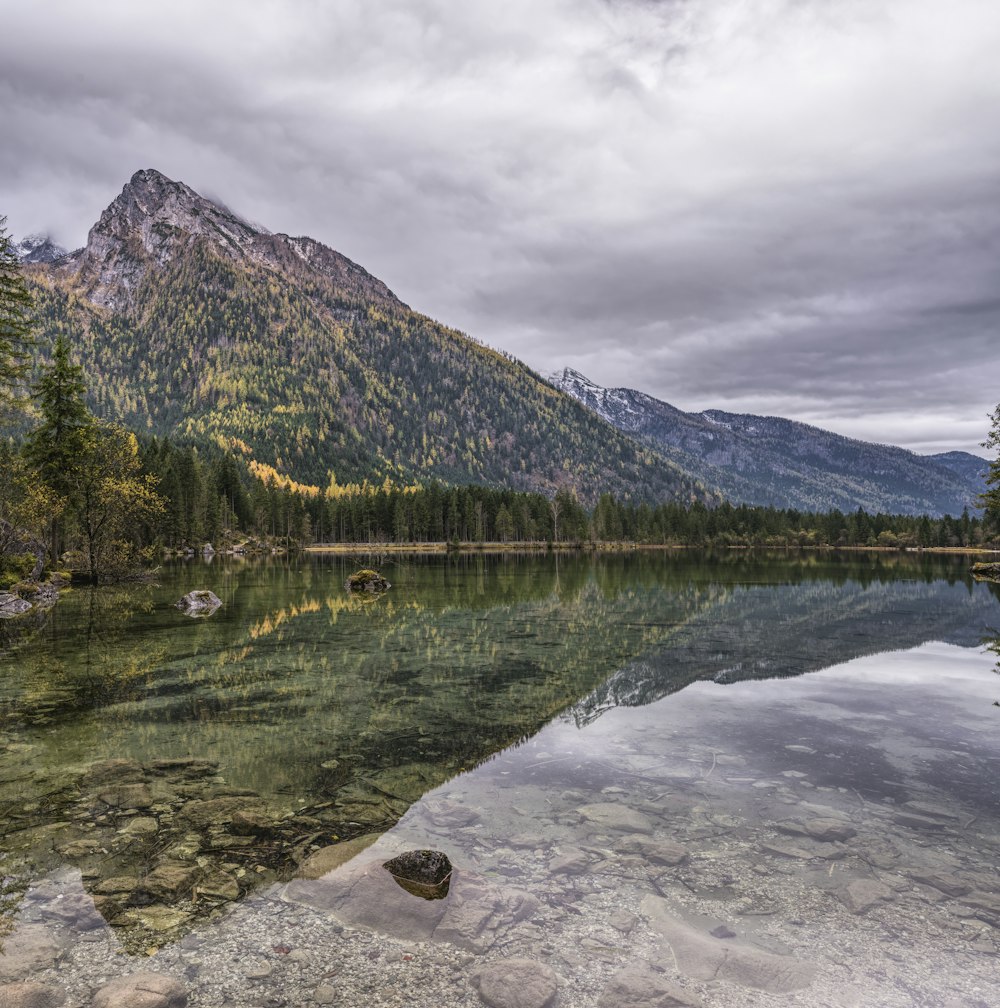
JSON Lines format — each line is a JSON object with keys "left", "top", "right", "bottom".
{"left": 1, "top": 552, "right": 998, "bottom": 1006}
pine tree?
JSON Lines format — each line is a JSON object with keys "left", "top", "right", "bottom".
{"left": 0, "top": 217, "right": 36, "bottom": 422}
{"left": 981, "top": 404, "right": 1000, "bottom": 532}
{"left": 25, "top": 332, "right": 94, "bottom": 557}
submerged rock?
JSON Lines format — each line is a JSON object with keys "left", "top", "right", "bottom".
{"left": 344, "top": 569, "right": 391, "bottom": 593}
{"left": 597, "top": 962, "right": 703, "bottom": 1008}
{"left": 0, "top": 981, "right": 67, "bottom": 1008}
{"left": 174, "top": 590, "right": 222, "bottom": 617}
{"left": 298, "top": 833, "right": 383, "bottom": 879}
{"left": 842, "top": 879, "right": 892, "bottom": 914}
{"left": 0, "top": 926, "right": 64, "bottom": 981}
{"left": 641, "top": 895, "right": 816, "bottom": 993}
{"left": 91, "top": 972, "right": 187, "bottom": 1008}
{"left": 283, "top": 857, "right": 537, "bottom": 952}
{"left": 471, "top": 957, "right": 559, "bottom": 1008}
{"left": 578, "top": 802, "right": 654, "bottom": 834}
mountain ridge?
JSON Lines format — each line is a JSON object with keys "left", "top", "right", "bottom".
{"left": 547, "top": 367, "right": 986, "bottom": 516}
{"left": 22, "top": 170, "right": 710, "bottom": 505}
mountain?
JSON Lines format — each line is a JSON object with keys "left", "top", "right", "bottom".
{"left": 929, "top": 451, "right": 989, "bottom": 487}
{"left": 23, "top": 170, "right": 710, "bottom": 504}
{"left": 14, "top": 234, "right": 68, "bottom": 264}
{"left": 548, "top": 368, "right": 985, "bottom": 516}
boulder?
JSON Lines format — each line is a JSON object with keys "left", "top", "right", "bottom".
{"left": 383, "top": 849, "right": 453, "bottom": 899}
{"left": 91, "top": 972, "right": 186, "bottom": 1008}
{"left": 344, "top": 569, "right": 391, "bottom": 593}
{"left": 970, "top": 561, "right": 1000, "bottom": 581}
{"left": 471, "top": 958, "right": 558, "bottom": 1008}
{"left": 174, "top": 590, "right": 222, "bottom": 617}
{"left": 0, "top": 593, "right": 31, "bottom": 618}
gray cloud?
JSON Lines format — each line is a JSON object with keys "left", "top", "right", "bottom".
{"left": 1, "top": 0, "right": 998, "bottom": 454}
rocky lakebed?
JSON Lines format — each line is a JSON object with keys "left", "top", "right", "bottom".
{"left": 2, "top": 641, "right": 998, "bottom": 1008}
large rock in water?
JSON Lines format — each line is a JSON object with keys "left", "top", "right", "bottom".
{"left": 971, "top": 561, "right": 1000, "bottom": 581}
{"left": 383, "top": 849, "right": 453, "bottom": 899}
{"left": 281, "top": 857, "right": 538, "bottom": 952}
{"left": 345, "top": 569, "right": 390, "bottom": 593}
{"left": 174, "top": 590, "right": 222, "bottom": 617}
{"left": 0, "top": 593, "right": 32, "bottom": 617}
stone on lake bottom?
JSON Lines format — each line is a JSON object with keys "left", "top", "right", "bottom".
{"left": 908, "top": 871, "right": 971, "bottom": 898}
{"left": 91, "top": 972, "right": 187, "bottom": 1008}
{"left": 803, "top": 818, "right": 857, "bottom": 842}
{"left": 642, "top": 895, "right": 815, "bottom": 993}
{"left": 597, "top": 962, "right": 703, "bottom": 1008}
{"left": 298, "top": 833, "right": 382, "bottom": 879}
{"left": 614, "top": 836, "right": 689, "bottom": 866}
{"left": 548, "top": 847, "right": 591, "bottom": 875}
{"left": 471, "top": 957, "right": 558, "bottom": 1008}
{"left": 578, "top": 802, "right": 654, "bottom": 833}
{"left": 842, "top": 879, "right": 892, "bottom": 915}
{"left": 0, "top": 926, "right": 63, "bottom": 981}
{"left": 0, "top": 982, "right": 67, "bottom": 1008}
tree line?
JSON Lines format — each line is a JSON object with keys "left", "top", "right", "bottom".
{"left": 2, "top": 216, "right": 999, "bottom": 588}
{"left": 238, "top": 482, "right": 995, "bottom": 550}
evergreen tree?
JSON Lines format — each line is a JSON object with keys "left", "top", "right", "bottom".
{"left": 25, "top": 332, "right": 94, "bottom": 557}
{"left": 981, "top": 404, "right": 1000, "bottom": 532}
{"left": 0, "top": 218, "right": 36, "bottom": 422}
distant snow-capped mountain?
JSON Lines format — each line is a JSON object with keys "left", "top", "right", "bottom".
{"left": 548, "top": 367, "right": 986, "bottom": 516}
{"left": 14, "top": 233, "right": 70, "bottom": 264}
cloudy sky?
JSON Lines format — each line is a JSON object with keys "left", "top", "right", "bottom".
{"left": 1, "top": 0, "right": 998, "bottom": 455}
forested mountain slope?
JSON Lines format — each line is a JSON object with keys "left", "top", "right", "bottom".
{"left": 25, "top": 170, "right": 710, "bottom": 504}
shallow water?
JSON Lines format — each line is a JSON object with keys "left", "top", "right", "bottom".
{"left": 1, "top": 552, "right": 998, "bottom": 1006}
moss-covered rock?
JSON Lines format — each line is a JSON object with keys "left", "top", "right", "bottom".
{"left": 345, "top": 569, "right": 391, "bottom": 593}
{"left": 971, "top": 561, "right": 1000, "bottom": 581}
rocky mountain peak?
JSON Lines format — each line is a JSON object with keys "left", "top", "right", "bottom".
{"left": 14, "top": 233, "right": 69, "bottom": 263}
{"left": 56, "top": 168, "right": 399, "bottom": 311}
{"left": 548, "top": 367, "right": 600, "bottom": 392}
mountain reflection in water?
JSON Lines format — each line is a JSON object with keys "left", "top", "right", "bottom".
{"left": 0, "top": 551, "right": 997, "bottom": 959}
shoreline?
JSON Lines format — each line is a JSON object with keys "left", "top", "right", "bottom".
{"left": 302, "top": 541, "right": 1000, "bottom": 556}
